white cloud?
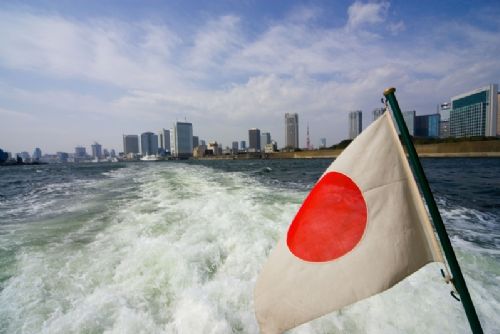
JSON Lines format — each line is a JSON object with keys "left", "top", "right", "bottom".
{"left": 346, "top": 1, "right": 389, "bottom": 30}
{"left": 388, "top": 21, "right": 405, "bottom": 35}
{"left": 285, "top": 5, "right": 321, "bottom": 23}
{"left": 1, "top": 3, "right": 500, "bottom": 152}
{"left": 0, "top": 106, "right": 37, "bottom": 121}
{"left": 186, "top": 15, "right": 243, "bottom": 69}
{"left": 0, "top": 10, "right": 185, "bottom": 92}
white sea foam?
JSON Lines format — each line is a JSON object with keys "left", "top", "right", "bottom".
{"left": 0, "top": 163, "right": 499, "bottom": 333}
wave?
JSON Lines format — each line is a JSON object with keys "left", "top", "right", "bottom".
{"left": 0, "top": 162, "right": 499, "bottom": 333}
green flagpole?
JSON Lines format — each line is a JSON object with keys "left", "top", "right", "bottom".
{"left": 383, "top": 87, "right": 483, "bottom": 334}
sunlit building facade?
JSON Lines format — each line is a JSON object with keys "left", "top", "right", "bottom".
{"left": 450, "top": 84, "right": 498, "bottom": 137}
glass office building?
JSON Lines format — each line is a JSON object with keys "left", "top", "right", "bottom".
{"left": 140, "top": 132, "right": 159, "bottom": 156}
{"left": 248, "top": 128, "right": 261, "bottom": 152}
{"left": 415, "top": 114, "right": 440, "bottom": 138}
{"left": 450, "top": 84, "right": 498, "bottom": 137}
{"left": 123, "top": 135, "right": 139, "bottom": 154}
{"left": 172, "top": 122, "right": 193, "bottom": 158}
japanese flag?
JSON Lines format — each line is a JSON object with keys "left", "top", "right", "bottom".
{"left": 254, "top": 111, "right": 444, "bottom": 333}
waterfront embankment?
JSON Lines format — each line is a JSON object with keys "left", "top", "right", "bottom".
{"left": 196, "top": 140, "right": 500, "bottom": 160}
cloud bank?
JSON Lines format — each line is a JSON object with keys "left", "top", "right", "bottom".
{"left": 0, "top": 2, "right": 499, "bottom": 152}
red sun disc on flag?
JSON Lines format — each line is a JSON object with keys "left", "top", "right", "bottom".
{"left": 287, "top": 171, "right": 367, "bottom": 262}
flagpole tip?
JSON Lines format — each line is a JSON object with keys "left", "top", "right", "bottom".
{"left": 383, "top": 87, "right": 396, "bottom": 96}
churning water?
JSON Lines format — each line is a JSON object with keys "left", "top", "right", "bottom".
{"left": 0, "top": 159, "right": 499, "bottom": 333}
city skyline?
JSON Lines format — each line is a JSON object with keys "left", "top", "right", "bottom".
{"left": 1, "top": 1, "right": 500, "bottom": 153}
{"left": 2, "top": 84, "right": 497, "bottom": 157}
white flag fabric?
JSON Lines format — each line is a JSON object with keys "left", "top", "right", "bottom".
{"left": 254, "top": 111, "right": 444, "bottom": 333}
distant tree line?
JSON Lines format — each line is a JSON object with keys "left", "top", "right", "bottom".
{"left": 411, "top": 136, "right": 500, "bottom": 145}
{"left": 324, "top": 136, "right": 499, "bottom": 150}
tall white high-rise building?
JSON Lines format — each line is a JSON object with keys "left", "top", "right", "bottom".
{"left": 450, "top": 84, "right": 498, "bottom": 137}
{"left": 172, "top": 122, "right": 193, "bottom": 158}
{"left": 348, "top": 110, "right": 362, "bottom": 139}
{"left": 439, "top": 102, "right": 451, "bottom": 138}
{"left": 285, "top": 113, "right": 299, "bottom": 148}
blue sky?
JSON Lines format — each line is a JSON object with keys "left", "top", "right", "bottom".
{"left": 1, "top": 0, "right": 500, "bottom": 154}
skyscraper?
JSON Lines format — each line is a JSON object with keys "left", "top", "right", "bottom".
{"left": 348, "top": 110, "right": 362, "bottom": 139}
{"left": 172, "top": 122, "right": 193, "bottom": 158}
{"left": 75, "top": 147, "right": 85, "bottom": 156}
{"left": 439, "top": 102, "right": 451, "bottom": 138}
{"left": 192, "top": 136, "right": 199, "bottom": 148}
{"left": 248, "top": 128, "right": 261, "bottom": 152}
{"left": 158, "top": 129, "right": 170, "bottom": 152}
{"left": 32, "top": 147, "right": 42, "bottom": 161}
{"left": 232, "top": 141, "right": 239, "bottom": 153}
{"left": 450, "top": 84, "right": 498, "bottom": 137}
{"left": 415, "top": 114, "right": 440, "bottom": 138}
{"left": 319, "top": 138, "right": 326, "bottom": 148}
{"left": 402, "top": 110, "right": 416, "bottom": 136}
{"left": 260, "top": 132, "right": 271, "bottom": 150}
{"left": 123, "top": 135, "right": 139, "bottom": 154}
{"left": 57, "top": 152, "right": 68, "bottom": 163}
{"left": 240, "top": 141, "right": 246, "bottom": 151}
{"left": 18, "top": 152, "right": 30, "bottom": 162}
{"left": 75, "top": 146, "right": 87, "bottom": 159}
{"left": 372, "top": 108, "right": 385, "bottom": 121}
{"left": 285, "top": 113, "right": 299, "bottom": 149}
{"left": 140, "top": 132, "right": 159, "bottom": 156}
{"left": 91, "top": 142, "right": 102, "bottom": 159}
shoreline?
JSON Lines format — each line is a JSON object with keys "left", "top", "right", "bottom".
{"left": 195, "top": 141, "right": 500, "bottom": 160}
{"left": 195, "top": 151, "right": 500, "bottom": 160}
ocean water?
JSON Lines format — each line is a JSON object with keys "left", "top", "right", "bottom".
{"left": 0, "top": 158, "right": 498, "bottom": 334}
